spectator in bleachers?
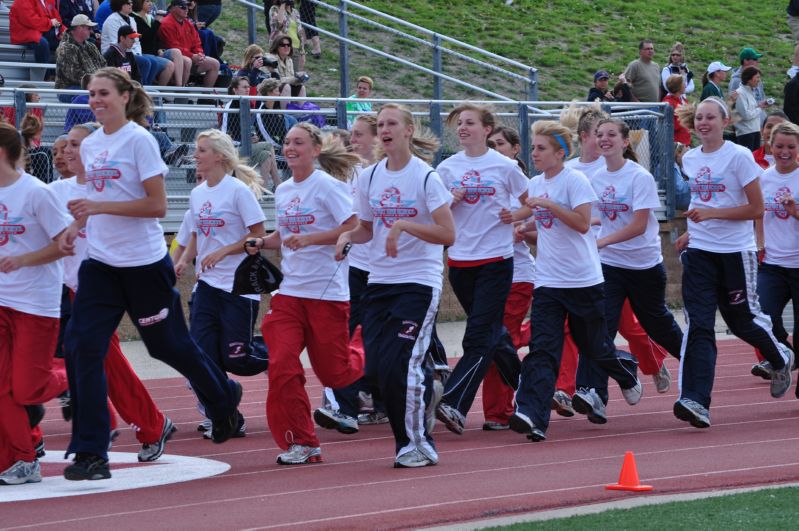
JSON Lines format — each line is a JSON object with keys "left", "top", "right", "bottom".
{"left": 186, "top": 0, "right": 224, "bottom": 62}
{"left": 63, "top": 75, "right": 95, "bottom": 132}
{"left": 103, "top": 0, "right": 175, "bottom": 86}
{"left": 268, "top": 0, "right": 306, "bottom": 72}
{"left": 133, "top": 0, "right": 192, "bottom": 87}
{"left": 269, "top": 33, "right": 307, "bottom": 103}
{"left": 587, "top": 70, "right": 614, "bottom": 102}
{"left": 299, "top": 0, "right": 321, "bottom": 58}
{"left": 785, "top": 69, "right": 799, "bottom": 124}
{"left": 237, "top": 45, "right": 277, "bottom": 92}
{"left": 623, "top": 39, "right": 661, "bottom": 102}
{"left": 55, "top": 15, "right": 106, "bottom": 103}
{"left": 729, "top": 48, "right": 769, "bottom": 121}
{"left": 346, "top": 75, "right": 373, "bottom": 128}
{"left": 660, "top": 42, "right": 695, "bottom": 97}
{"left": 1, "top": 85, "right": 44, "bottom": 126}
{"left": 700, "top": 61, "right": 732, "bottom": 101}
{"left": 59, "top": 0, "right": 96, "bottom": 29}
{"left": 662, "top": 74, "right": 692, "bottom": 146}
{"left": 20, "top": 113, "right": 54, "bottom": 183}
{"left": 95, "top": 0, "right": 113, "bottom": 30}
{"left": 103, "top": 25, "right": 142, "bottom": 82}
{"left": 254, "top": 77, "right": 296, "bottom": 187}
{"left": 734, "top": 66, "right": 766, "bottom": 151}
{"left": 220, "top": 76, "right": 251, "bottom": 143}
{"left": 9, "top": 0, "right": 64, "bottom": 65}
{"left": 159, "top": 0, "right": 219, "bottom": 88}
{"left": 195, "top": 0, "right": 221, "bottom": 27}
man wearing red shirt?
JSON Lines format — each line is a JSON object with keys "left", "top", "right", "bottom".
{"left": 158, "top": 0, "right": 218, "bottom": 87}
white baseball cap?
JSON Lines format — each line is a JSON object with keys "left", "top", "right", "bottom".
{"left": 707, "top": 61, "right": 732, "bottom": 74}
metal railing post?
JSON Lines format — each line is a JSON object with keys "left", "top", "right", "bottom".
{"left": 14, "top": 90, "right": 26, "bottom": 130}
{"left": 240, "top": 97, "right": 254, "bottom": 158}
{"left": 518, "top": 103, "right": 531, "bottom": 174}
{"left": 336, "top": 99, "right": 348, "bottom": 129}
{"left": 430, "top": 102, "right": 443, "bottom": 166}
{"left": 247, "top": 5, "right": 257, "bottom": 45}
{"left": 661, "top": 104, "right": 675, "bottom": 219}
{"left": 338, "top": 0, "right": 349, "bottom": 99}
{"left": 527, "top": 68, "right": 538, "bottom": 101}
{"left": 432, "top": 34, "right": 442, "bottom": 101}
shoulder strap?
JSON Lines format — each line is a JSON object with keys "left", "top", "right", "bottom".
{"left": 367, "top": 162, "right": 379, "bottom": 194}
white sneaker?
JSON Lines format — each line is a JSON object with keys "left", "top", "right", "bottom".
{"left": 313, "top": 407, "right": 359, "bottom": 434}
{"left": 770, "top": 349, "right": 794, "bottom": 398}
{"left": 357, "top": 411, "right": 389, "bottom": 425}
{"left": 425, "top": 379, "right": 444, "bottom": 434}
{"left": 394, "top": 448, "right": 438, "bottom": 468}
{"left": 621, "top": 379, "right": 643, "bottom": 405}
{"left": 276, "top": 444, "right": 322, "bottom": 465}
{"left": 435, "top": 402, "right": 464, "bottom": 435}
{"left": 652, "top": 364, "right": 671, "bottom": 394}
{"left": 551, "top": 389, "right": 575, "bottom": 417}
{"left": 358, "top": 391, "right": 374, "bottom": 413}
{"left": 0, "top": 460, "right": 41, "bottom": 485}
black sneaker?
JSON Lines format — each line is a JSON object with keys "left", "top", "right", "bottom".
{"left": 63, "top": 453, "right": 111, "bottom": 481}
{"left": 25, "top": 404, "right": 45, "bottom": 428}
{"left": 211, "top": 381, "right": 243, "bottom": 444}
{"left": 58, "top": 391, "right": 72, "bottom": 422}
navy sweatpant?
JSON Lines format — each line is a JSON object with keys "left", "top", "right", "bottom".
{"left": 443, "top": 259, "right": 515, "bottom": 416}
{"left": 577, "top": 263, "right": 683, "bottom": 403}
{"left": 190, "top": 280, "right": 268, "bottom": 377}
{"left": 64, "top": 254, "right": 239, "bottom": 459}
{"left": 757, "top": 263, "right": 798, "bottom": 357}
{"left": 680, "top": 249, "right": 790, "bottom": 408}
{"left": 361, "top": 283, "right": 439, "bottom": 460}
{"left": 516, "top": 284, "right": 639, "bottom": 432}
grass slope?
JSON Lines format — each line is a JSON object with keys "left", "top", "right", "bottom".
{"left": 216, "top": 1, "right": 795, "bottom": 103}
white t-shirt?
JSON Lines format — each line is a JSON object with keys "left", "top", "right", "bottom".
{"left": 347, "top": 166, "right": 371, "bottom": 271}
{"left": 357, "top": 157, "right": 452, "bottom": 290}
{"left": 592, "top": 160, "right": 663, "bottom": 270}
{"left": 190, "top": 175, "right": 266, "bottom": 298}
{"left": 761, "top": 166, "right": 799, "bottom": 268}
{"left": 175, "top": 208, "right": 192, "bottom": 247}
{"left": 527, "top": 167, "right": 603, "bottom": 288}
{"left": 275, "top": 169, "right": 353, "bottom": 301}
{"left": 511, "top": 197, "right": 535, "bottom": 284}
{"left": 566, "top": 156, "right": 607, "bottom": 238}
{"left": 81, "top": 121, "right": 170, "bottom": 267}
{"left": 682, "top": 141, "right": 760, "bottom": 253}
{"left": 0, "top": 172, "right": 70, "bottom": 317}
{"left": 437, "top": 149, "right": 528, "bottom": 261}
{"left": 49, "top": 177, "right": 88, "bottom": 291}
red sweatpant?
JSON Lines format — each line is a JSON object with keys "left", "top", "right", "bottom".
{"left": 262, "top": 295, "right": 364, "bottom": 450}
{"left": 0, "top": 306, "right": 67, "bottom": 469}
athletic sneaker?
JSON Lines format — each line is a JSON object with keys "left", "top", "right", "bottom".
{"left": 63, "top": 453, "right": 111, "bottom": 481}
{"left": 358, "top": 391, "right": 374, "bottom": 414}
{"left": 572, "top": 388, "right": 607, "bottom": 424}
{"left": 58, "top": 390, "right": 72, "bottom": 422}
{"left": 770, "top": 350, "right": 794, "bottom": 399}
{"left": 508, "top": 411, "right": 546, "bottom": 442}
{"left": 138, "top": 417, "right": 177, "bottom": 462}
{"left": 751, "top": 360, "right": 772, "bottom": 380}
{"left": 211, "top": 381, "right": 243, "bottom": 444}
{"left": 197, "top": 419, "right": 212, "bottom": 432}
{"left": 394, "top": 448, "right": 438, "bottom": 468}
{"left": 357, "top": 411, "right": 389, "bottom": 425}
{"left": 0, "top": 460, "right": 41, "bottom": 485}
{"left": 652, "top": 364, "right": 671, "bottom": 393}
{"left": 276, "top": 444, "right": 322, "bottom": 465}
{"left": 621, "top": 379, "right": 643, "bottom": 405}
{"left": 313, "top": 407, "right": 359, "bottom": 434}
{"left": 482, "top": 421, "right": 509, "bottom": 431}
{"left": 202, "top": 416, "right": 246, "bottom": 440}
{"left": 551, "top": 390, "right": 575, "bottom": 417}
{"left": 425, "top": 379, "right": 444, "bottom": 434}
{"left": 34, "top": 439, "right": 45, "bottom": 459}
{"left": 435, "top": 402, "right": 465, "bottom": 435}
{"left": 673, "top": 398, "right": 710, "bottom": 428}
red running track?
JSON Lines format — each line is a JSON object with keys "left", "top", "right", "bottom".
{"left": 2, "top": 339, "right": 799, "bottom": 530}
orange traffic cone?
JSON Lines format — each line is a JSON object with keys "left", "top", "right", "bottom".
{"left": 605, "top": 451, "right": 653, "bottom": 492}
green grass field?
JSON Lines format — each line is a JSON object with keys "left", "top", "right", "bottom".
{"left": 489, "top": 486, "right": 799, "bottom": 530}
{"left": 215, "top": 0, "right": 795, "bottom": 103}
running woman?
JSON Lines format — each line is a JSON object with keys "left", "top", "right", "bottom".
{"left": 246, "top": 123, "right": 364, "bottom": 465}
{"left": 753, "top": 121, "right": 799, "bottom": 393}
{"left": 673, "top": 97, "right": 793, "bottom": 428}
{"left": 508, "top": 120, "right": 641, "bottom": 442}
{"left": 0, "top": 123, "right": 70, "bottom": 486}
{"left": 59, "top": 68, "right": 244, "bottom": 480}
{"left": 336, "top": 103, "right": 455, "bottom": 467}
{"left": 572, "top": 118, "right": 684, "bottom": 424}
{"left": 175, "top": 129, "right": 269, "bottom": 438}
{"left": 53, "top": 122, "right": 175, "bottom": 463}
{"left": 480, "top": 125, "right": 535, "bottom": 430}
{"left": 434, "top": 103, "right": 528, "bottom": 435}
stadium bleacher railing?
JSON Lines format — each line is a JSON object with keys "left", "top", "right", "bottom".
{"left": 7, "top": 84, "right": 677, "bottom": 225}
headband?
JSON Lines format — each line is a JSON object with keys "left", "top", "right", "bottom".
{"left": 553, "top": 133, "right": 570, "bottom": 157}
{"left": 702, "top": 97, "right": 729, "bottom": 119}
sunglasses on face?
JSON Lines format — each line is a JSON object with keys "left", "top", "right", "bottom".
{"left": 279, "top": 42, "right": 291, "bottom": 48}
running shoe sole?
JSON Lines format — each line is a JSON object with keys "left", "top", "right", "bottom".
{"left": 572, "top": 393, "right": 607, "bottom": 424}
{"left": 673, "top": 400, "right": 710, "bottom": 428}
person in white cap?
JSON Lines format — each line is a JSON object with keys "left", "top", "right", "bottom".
{"left": 700, "top": 61, "right": 732, "bottom": 101}
{"left": 55, "top": 14, "right": 106, "bottom": 103}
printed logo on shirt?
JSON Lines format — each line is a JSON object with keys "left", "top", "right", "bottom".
{"left": 690, "top": 166, "right": 726, "bottom": 202}
{"left": 532, "top": 193, "right": 555, "bottom": 229}
{"left": 278, "top": 196, "right": 315, "bottom": 233}
{"left": 452, "top": 170, "right": 496, "bottom": 205}
{"left": 598, "top": 185, "right": 630, "bottom": 221}
{"left": 370, "top": 187, "right": 418, "bottom": 228}
{"left": 85, "top": 151, "right": 122, "bottom": 192}
{"left": 398, "top": 320, "right": 421, "bottom": 340}
{"left": 0, "top": 203, "right": 26, "bottom": 246}
{"left": 196, "top": 200, "right": 226, "bottom": 236}
{"left": 764, "top": 186, "right": 794, "bottom": 220}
